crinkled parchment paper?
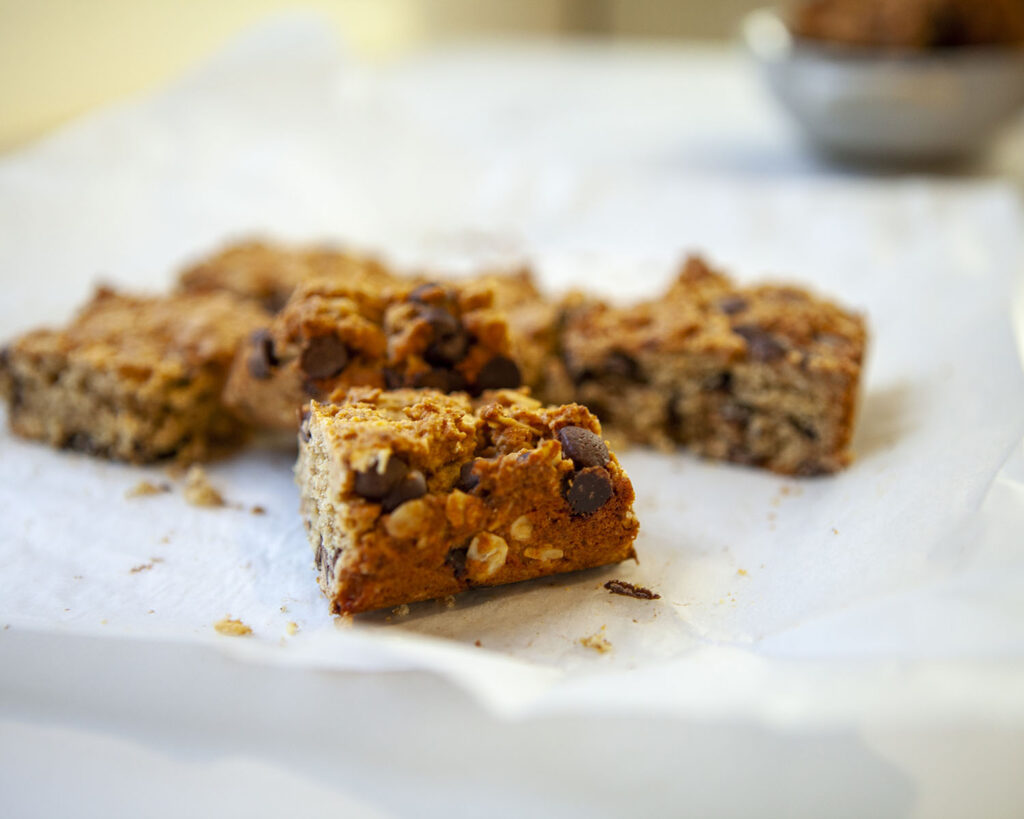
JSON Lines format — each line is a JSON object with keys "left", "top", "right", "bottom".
{"left": 2, "top": 18, "right": 1023, "bottom": 726}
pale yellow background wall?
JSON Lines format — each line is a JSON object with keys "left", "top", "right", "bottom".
{"left": 0, "top": 0, "right": 762, "bottom": 152}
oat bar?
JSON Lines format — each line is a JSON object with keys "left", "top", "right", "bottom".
{"left": 296, "top": 388, "right": 639, "bottom": 614}
{"left": 224, "top": 278, "right": 525, "bottom": 431}
{"left": 0, "top": 287, "right": 268, "bottom": 462}
{"left": 558, "top": 257, "right": 866, "bottom": 475}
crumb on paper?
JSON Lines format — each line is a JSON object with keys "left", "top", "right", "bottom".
{"left": 251, "top": 505, "right": 266, "bottom": 515}
{"left": 147, "top": 610, "right": 154, "bottom": 615}
{"left": 392, "top": 604, "right": 410, "bottom": 617}
{"left": 130, "top": 557, "right": 164, "bottom": 574}
{"left": 474, "top": 639, "right": 482, "bottom": 647}
{"left": 604, "top": 579, "right": 660, "bottom": 600}
{"left": 285, "top": 621, "right": 299, "bottom": 636}
{"left": 125, "top": 480, "right": 171, "bottom": 499}
{"left": 832, "top": 527, "right": 839, "bottom": 535}
{"left": 100, "top": 619, "right": 107, "bottom": 625}
{"left": 737, "top": 568, "right": 748, "bottom": 576}
{"left": 159, "top": 535, "right": 170, "bottom": 544}
{"left": 73, "top": 575, "right": 83, "bottom": 580}
{"left": 580, "top": 631, "right": 612, "bottom": 654}
{"left": 3, "top": 625, "right": 9, "bottom": 631}
{"left": 214, "top": 617, "right": 252, "bottom": 637}
{"left": 442, "top": 595, "right": 456, "bottom": 609}
{"left": 279, "top": 605, "right": 288, "bottom": 613}
{"left": 184, "top": 466, "right": 225, "bottom": 507}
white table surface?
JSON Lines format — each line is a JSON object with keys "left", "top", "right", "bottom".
{"left": 2, "top": 21, "right": 1024, "bottom": 818}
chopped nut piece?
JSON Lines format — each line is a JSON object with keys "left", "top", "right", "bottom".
{"left": 579, "top": 629, "right": 612, "bottom": 653}
{"left": 524, "top": 547, "right": 563, "bottom": 562}
{"left": 509, "top": 515, "right": 533, "bottom": 542}
{"left": 467, "top": 532, "right": 509, "bottom": 580}
{"left": 285, "top": 621, "right": 299, "bottom": 635}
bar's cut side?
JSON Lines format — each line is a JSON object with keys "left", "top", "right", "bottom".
{"left": 226, "top": 278, "right": 524, "bottom": 432}
{"left": 0, "top": 287, "right": 268, "bottom": 463}
{"left": 296, "top": 388, "right": 639, "bottom": 614}
{"left": 558, "top": 257, "right": 866, "bottom": 475}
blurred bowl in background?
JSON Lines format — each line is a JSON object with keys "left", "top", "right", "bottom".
{"left": 743, "top": 7, "right": 1024, "bottom": 163}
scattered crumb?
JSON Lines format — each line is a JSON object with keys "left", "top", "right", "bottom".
{"left": 392, "top": 604, "right": 410, "bottom": 617}
{"left": 442, "top": 595, "right": 456, "bottom": 609}
{"left": 474, "top": 639, "right": 482, "bottom": 647}
{"left": 251, "top": 505, "right": 266, "bottom": 515}
{"left": 214, "top": 617, "right": 252, "bottom": 636}
{"left": 279, "top": 605, "right": 288, "bottom": 613}
{"left": 832, "top": 528, "right": 839, "bottom": 535}
{"left": 64, "top": 608, "right": 70, "bottom": 612}
{"left": 100, "top": 619, "right": 108, "bottom": 625}
{"left": 579, "top": 628, "right": 612, "bottom": 654}
{"left": 184, "top": 466, "right": 225, "bottom": 507}
{"left": 73, "top": 575, "right": 83, "bottom": 580}
{"left": 737, "top": 568, "right": 748, "bottom": 576}
{"left": 3, "top": 625, "right": 9, "bottom": 630}
{"left": 767, "top": 511, "right": 777, "bottom": 521}
{"left": 604, "top": 579, "right": 660, "bottom": 600}
{"left": 130, "top": 557, "right": 164, "bottom": 574}
{"left": 159, "top": 535, "right": 170, "bottom": 544}
{"left": 147, "top": 610, "right": 154, "bottom": 615}
{"left": 125, "top": 480, "right": 171, "bottom": 499}
{"left": 285, "top": 621, "right": 299, "bottom": 636}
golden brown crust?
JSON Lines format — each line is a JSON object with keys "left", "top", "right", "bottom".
{"left": 296, "top": 388, "right": 639, "bottom": 614}
{"left": 0, "top": 288, "right": 268, "bottom": 462}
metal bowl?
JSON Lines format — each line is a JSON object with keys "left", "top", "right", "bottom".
{"left": 743, "top": 7, "right": 1024, "bottom": 163}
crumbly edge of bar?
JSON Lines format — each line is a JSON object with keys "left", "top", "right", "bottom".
{"left": 296, "top": 397, "right": 639, "bottom": 614}
{"left": 1, "top": 348, "right": 245, "bottom": 463}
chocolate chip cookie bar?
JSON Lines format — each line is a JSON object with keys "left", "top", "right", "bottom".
{"left": 0, "top": 287, "right": 268, "bottom": 462}
{"left": 559, "top": 257, "right": 866, "bottom": 475}
{"left": 296, "top": 388, "right": 639, "bottom": 614}
{"left": 178, "top": 240, "right": 400, "bottom": 312}
{"left": 224, "top": 278, "right": 524, "bottom": 431}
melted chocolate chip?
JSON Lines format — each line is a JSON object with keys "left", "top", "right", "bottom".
{"left": 557, "top": 426, "right": 610, "bottom": 470}
{"left": 718, "top": 296, "right": 748, "bottom": 315}
{"left": 381, "top": 469, "right": 427, "bottom": 513}
{"left": 299, "top": 335, "right": 350, "bottom": 379}
{"left": 445, "top": 546, "right": 469, "bottom": 580}
{"left": 247, "top": 329, "right": 277, "bottom": 380}
{"left": 476, "top": 356, "right": 522, "bottom": 390}
{"left": 564, "top": 466, "right": 613, "bottom": 516}
{"left": 733, "top": 325, "right": 786, "bottom": 363}
{"left": 354, "top": 456, "right": 408, "bottom": 500}
{"left": 414, "top": 367, "right": 468, "bottom": 392}
{"left": 456, "top": 459, "right": 482, "bottom": 492}
{"left": 419, "top": 305, "right": 469, "bottom": 366}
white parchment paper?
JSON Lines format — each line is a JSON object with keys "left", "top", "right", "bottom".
{"left": 2, "top": 17, "right": 1023, "bottom": 726}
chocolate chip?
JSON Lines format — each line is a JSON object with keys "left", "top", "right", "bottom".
{"left": 381, "top": 469, "right": 427, "bottom": 512}
{"left": 456, "top": 460, "right": 481, "bottom": 492}
{"left": 419, "top": 305, "right": 469, "bottom": 366}
{"left": 413, "top": 367, "right": 467, "bottom": 392}
{"left": 300, "top": 335, "right": 350, "bottom": 379}
{"left": 445, "top": 546, "right": 468, "bottom": 580}
{"left": 564, "top": 466, "right": 613, "bottom": 516}
{"left": 557, "top": 426, "right": 609, "bottom": 470}
{"left": 247, "top": 329, "right": 277, "bottom": 380}
{"left": 603, "top": 351, "right": 642, "bottom": 381}
{"left": 409, "top": 282, "right": 446, "bottom": 304}
{"left": 476, "top": 356, "right": 521, "bottom": 390}
{"left": 733, "top": 325, "right": 786, "bottom": 362}
{"left": 354, "top": 455, "right": 408, "bottom": 500}
{"left": 718, "top": 296, "right": 748, "bottom": 315}
{"left": 604, "top": 580, "right": 660, "bottom": 600}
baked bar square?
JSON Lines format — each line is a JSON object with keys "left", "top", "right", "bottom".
{"left": 296, "top": 388, "right": 639, "bottom": 614}
{"left": 560, "top": 257, "right": 866, "bottom": 474}
{"left": 226, "top": 278, "right": 524, "bottom": 431}
{"left": 0, "top": 287, "right": 268, "bottom": 462}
